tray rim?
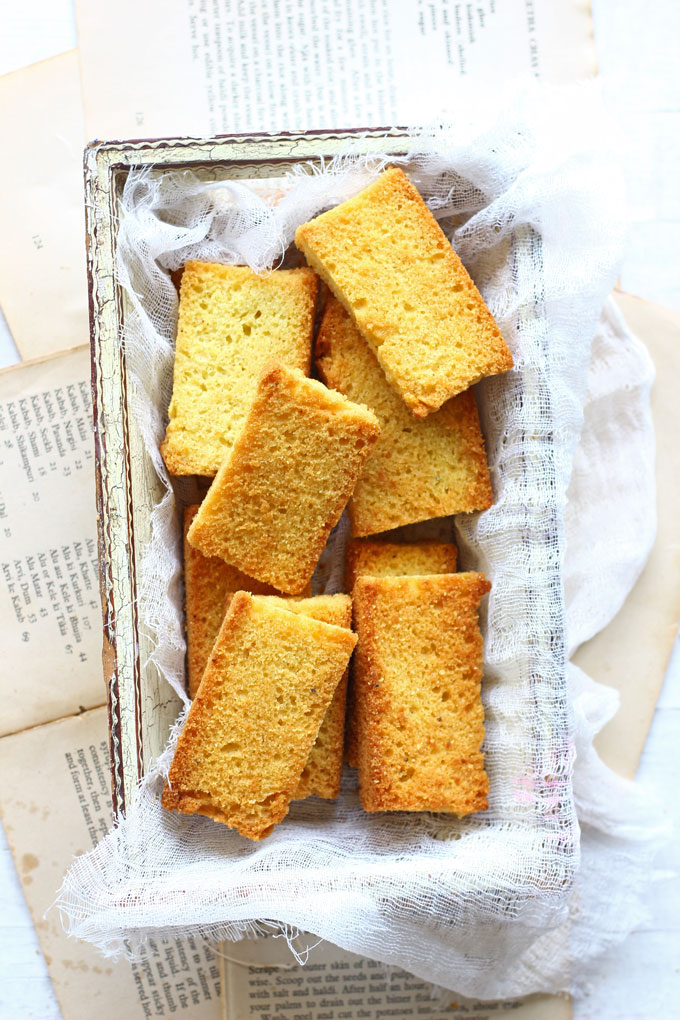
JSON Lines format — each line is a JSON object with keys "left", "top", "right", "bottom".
{"left": 85, "top": 127, "right": 575, "bottom": 905}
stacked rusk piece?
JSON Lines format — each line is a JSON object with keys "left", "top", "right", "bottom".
{"left": 161, "top": 167, "right": 513, "bottom": 840}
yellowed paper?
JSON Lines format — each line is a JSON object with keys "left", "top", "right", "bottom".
{"left": 0, "top": 51, "right": 88, "bottom": 360}
{"left": 0, "top": 707, "right": 222, "bottom": 1020}
{"left": 75, "top": 0, "right": 596, "bottom": 141}
{"left": 0, "top": 346, "right": 104, "bottom": 735}
{"left": 219, "top": 936, "right": 572, "bottom": 1020}
{"left": 575, "top": 292, "right": 680, "bottom": 778}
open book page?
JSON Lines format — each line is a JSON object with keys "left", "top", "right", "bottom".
{"left": 0, "top": 707, "right": 222, "bottom": 1020}
{"left": 219, "top": 936, "right": 571, "bottom": 1020}
{"left": 0, "top": 345, "right": 104, "bottom": 735}
{"left": 0, "top": 52, "right": 88, "bottom": 361}
{"left": 75, "top": 0, "right": 596, "bottom": 141}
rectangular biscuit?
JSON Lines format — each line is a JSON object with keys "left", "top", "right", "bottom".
{"left": 256, "top": 595, "right": 352, "bottom": 800}
{"left": 183, "top": 505, "right": 281, "bottom": 698}
{"left": 316, "top": 296, "right": 493, "bottom": 534}
{"left": 352, "top": 573, "right": 490, "bottom": 815}
{"left": 344, "top": 539, "right": 458, "bottom": 768}
{"left": 344, "top": 538, "right": 458, "bottom": 593}
{"left": 186, "top": 360, "right": 380, "bottom": 594}
{"left": 161, "top": 262, "right": 318, "bottom": 476}
{"left": 162, "top": 592, "right": 357, "bottom": 840}
{"left": 296, "top": 167, "right": 512, "bottom": 417}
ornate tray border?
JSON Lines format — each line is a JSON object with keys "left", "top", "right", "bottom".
{"left": 85, "top": 132, "right": 574, "bottom": 926}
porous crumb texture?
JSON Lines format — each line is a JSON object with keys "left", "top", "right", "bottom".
{"left": 187, "top": 360, "right": 380, "bottom": 594}
{"left": 296, "top": 167, "right": 513, "bottom": 417}
{"left": 257, "top": 595, "right": 352, "bottom": 800}
{"left": 316, "top": 296, "right": 494, "bottom": 534}
{"left": 161, "top": 262, "right": 318, "bottom": 476}
{"left": 344, "top": 538, "right": 458, "bottom": 594}
{"left": 183, "top": 505, "right": 281, "bottom": 698}
{"left": 344, "top": 539, "right": 458, "bottom": 768}
{"left": 352, "top": 573, "right": 490, "bottom": 814}
{"left": 162, "top": 592, "right": 357, "bottom": 840}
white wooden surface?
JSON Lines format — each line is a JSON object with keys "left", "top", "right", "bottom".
{"left": 0, "top": 2, "right": 678, "bottom": 1017}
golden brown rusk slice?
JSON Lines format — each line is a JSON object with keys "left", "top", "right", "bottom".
{"left": 162, "top": 592, "right": 356, "bottom": 840}
{"left": 344, "top": 540, "right": 458, "bottom": 768}
{"left": 316, "top": 295, "right": 493, "bottom": 535}
{"left": 344, "top": 537, "right": 458, "bottom": 593}
{"left": 186, "top": 360, "right": 380, "bottom": 594}
{"left": 183, "top": 505, "right": 281, "bottom": 698}
{"left": 257, "top": 595, "right": 353, "bottom": 800}
{"left": 352, "top": 572, "right": 490, "bottom": 814}
{"left": 296, "top": 167, "right": 512, "bottom": 417}
{"left": 161, "top": 262, "right": 318, "bottom": 476}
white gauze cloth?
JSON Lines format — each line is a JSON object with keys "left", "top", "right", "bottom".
{"left": 57, "top": 86, "right": 662, "bottom": 998}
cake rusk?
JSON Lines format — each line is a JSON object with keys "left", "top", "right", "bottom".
{"left": 257, "top": 595, "right": 353, "bottom": 800}
{"left": 344, "top": 539, "right": 458, "bottom": 768}
{"left": 183, "top": 505, "right": 282, "bottom": 698}
{"left": 316, "top": 296, "right": 494, "bottom": 534}
{"left": 344, "top": 538, "right": 458, "bottom": 594}
{"left": 352, "top": 573, "right": 490, "bottom": 814}
{"left": 296, "top": 167, "right": 512, "bottom": 417}
{"left": 162, "top": 592, "right": 357, "bottom": 840}
{"left": 187, "top": 360, "right": 380, "bottom": 595}
{"left": 161, "top": 262, "right": 318, "bottom": 476}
